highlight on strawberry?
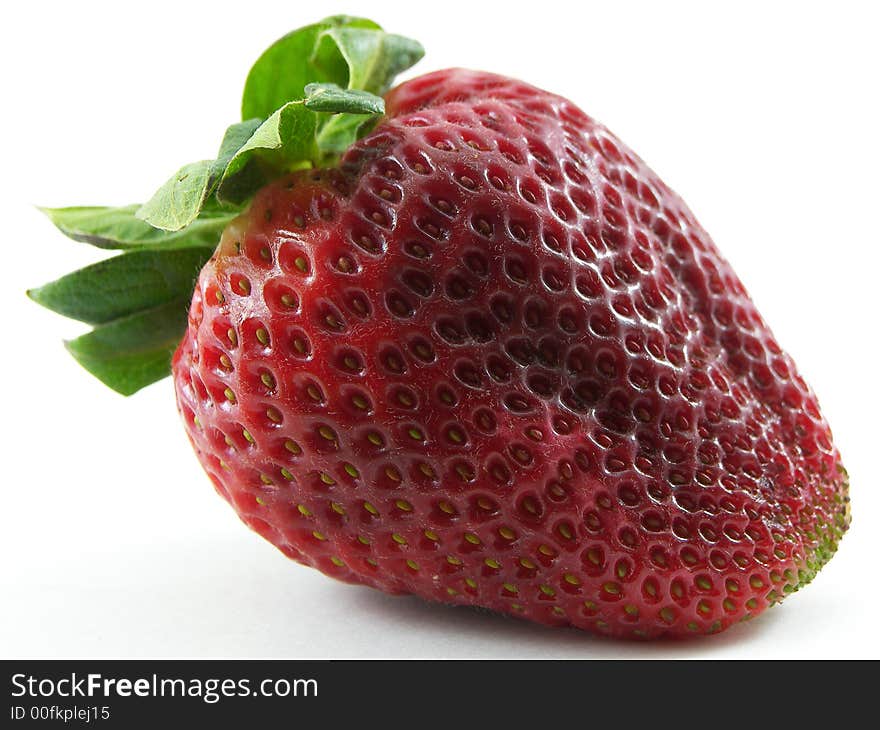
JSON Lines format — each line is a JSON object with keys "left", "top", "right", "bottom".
{"left": 30, "top": 15, "right": 849, "bottom": 639}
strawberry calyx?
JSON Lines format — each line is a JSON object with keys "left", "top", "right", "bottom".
{"left": 29, "top": 16, "right": 423, "bottom": 395}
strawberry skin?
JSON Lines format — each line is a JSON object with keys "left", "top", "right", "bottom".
{"left": 172, "top": 69, "right": 849, "bottom": 638}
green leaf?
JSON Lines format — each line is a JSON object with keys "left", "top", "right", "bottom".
{"left": 41, "top": 205, "right": 235, "bottom": 251}
{"left": 64, "top": 298, "right": 191, "bottom": 396}
{"left": 136, "top": 160, "right": 213, "bottom": 232}
{"left": 135, "top": 119, "right": 260, "bottom": 231}
{"left": 315, "top": 25, "right": 424, "bottom": 95}
{"left": 241, "top": 23, "right": 330, "bottom": 122}
{"left": 308, "top": 17, "right": 383, "bottom": 86}
{"left": 217, "top": 102, "right": 318, "bottom": 204}
{"left": 135, "top": 120, "right": 261, "bottom": 232}
{"left": 304, "top": 83, "right": 384, "bottom": 114}
{"left": 241, "top": 16, "right": 422, "bottom": 119}
{"left": 315, "top": 113, "right": 379, "bottom": 156}
{"left": 232, "top": 103, "right": 319, "bottom": 170}
{"left": 212, "top": 118, "right": 263, "bottom": 178}
{"left": 28, "top": 248, "right": 212, "bottom": 325}
{"left": 143, "top": 16, "right": 423, "bottom": 217}
{"left": 241, "top": 17, "right": 378, "bottom": 120}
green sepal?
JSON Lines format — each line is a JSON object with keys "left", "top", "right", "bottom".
{"left": 136, "top": 119, "right": 262, "bottom": 232}
{"left": 216, "top": 102, "right": 319, "bottom": 205}
{"left": 316, "top": 113, "right": 381, "bottom": 156}
{"left": 241, "top": 15, "right": 422, "bottom": 119}
{"left": 40, "top": 204, "right": 235, "bottom": 251}
{"left": 212, "top": 119, "right": 265, "bottom": 176}
{"left": 314, "top": 21, "right": 424, "bottom": 95}
{"left": 28, "top": 248, "right": 213, "bottom": 326}
{"left": 64, "top": 298, "right": 192, "bottom": 396}
{"left": 216, "top": 86, "right": 384, "bottom": 204}
{"left": 135, "top": 160, "right": 214, "bottom": 232}
{"left": 304, "top": 83, "right": 385, "bottom": 115}
{"left": 141, "top": 16, "right": 422, "bottom": 228}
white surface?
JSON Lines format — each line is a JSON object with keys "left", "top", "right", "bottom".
{"left": 3, "top": 0, "right": 877, "bottom": 659}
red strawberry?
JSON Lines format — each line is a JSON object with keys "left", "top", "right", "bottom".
{"left": 33, "top": 18, "right": 849, "bottom": 639}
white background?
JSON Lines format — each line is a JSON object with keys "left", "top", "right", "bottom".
{"left": 3, "top": 0, "right": 877, "bottom": 658}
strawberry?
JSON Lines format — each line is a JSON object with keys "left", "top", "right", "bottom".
{"left": 32, "top": 16, "right": 849, "bottom": 639}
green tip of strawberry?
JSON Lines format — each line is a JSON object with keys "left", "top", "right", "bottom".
{"left": 31, "top": 15, "right": 422, "bottom": 394}
{"left": 794, "top": 465, "right": 851, "bottom": 592}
